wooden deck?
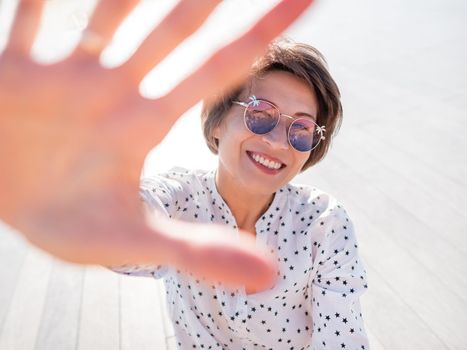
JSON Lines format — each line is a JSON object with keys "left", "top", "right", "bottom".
{"left": 0, "top": 230, "right": 176, "bottom": 350}
{"left": 1, "top": 0, "right": 467, "bottom": 349}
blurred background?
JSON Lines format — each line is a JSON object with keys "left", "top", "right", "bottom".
{"left": 0, "top": 0, "right": 466, "bottom": 349}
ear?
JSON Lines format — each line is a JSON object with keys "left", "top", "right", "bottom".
{"left": 212, "top": 124, "right": 221, "bottom": 139}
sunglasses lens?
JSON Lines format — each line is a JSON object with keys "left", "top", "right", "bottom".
{"left": 245, "top": 101, "right": 279, "bottom": 135}
{"left": 289, "top": 118, "right": 319, "bottom": 152}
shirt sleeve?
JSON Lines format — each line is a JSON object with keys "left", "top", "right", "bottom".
{"left": 107, "top": 175, "right": 180, "bottom": 279}
{"left": 308, "top": 203, "right": 369, "bottom": 350}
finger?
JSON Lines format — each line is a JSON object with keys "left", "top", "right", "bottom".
{"left": 120, "top": 0, "right": 221, "bottom": 83}
{"left": 29, "top": 209, "right": 277, "bottom": 290}
{"left": 124, "top": 0, "right": 314, "bottom": 146}
{"left": 161, "top": 0, "right": 315, "bottom": 116}
{"left": 73, "top": 0, "right": 139, "bottom": 58}
{"left": 179, "top": 230, "right": 278, "bottom": 290}
{"left": 4, "top": 0, "right": 45, "bottom": 56}
{"left": 139, "top": 218, "right": 278, "bottom": 290}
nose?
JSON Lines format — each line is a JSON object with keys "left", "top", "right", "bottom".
{"left": 260, "top": 119, "right": 289, "bottom": 150}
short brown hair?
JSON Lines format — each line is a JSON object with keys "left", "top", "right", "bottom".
{"left": 201, "top": 38, "right": 343, "bottom": 171}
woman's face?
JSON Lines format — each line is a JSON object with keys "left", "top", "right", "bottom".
{"left": 214, "top": 70, "right": 318, "bottom": 197}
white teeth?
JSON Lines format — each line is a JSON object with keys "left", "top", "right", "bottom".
{"left": 251, "top": 153, "right": 282, "bottom": 170}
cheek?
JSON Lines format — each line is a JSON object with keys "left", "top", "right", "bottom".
{"left": 218, "top": 121, "right": 251, "bottom": 149}
{"left": 294, "top": 153, "right": 310, "bottom": 172}
{"left": 217, "top": 129, "right": 243, "bottom": 160}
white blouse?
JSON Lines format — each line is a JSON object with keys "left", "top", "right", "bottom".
{"left": 111, "top": 168, "right": 369, "bottom": 350}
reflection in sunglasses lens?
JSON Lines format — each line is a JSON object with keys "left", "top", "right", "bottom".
{"left": 246, "top": 105, "right": 277, "bottom": 134}
{"left": 243, "top": 100, "right": 320, "bottom": 152}
{"left": 289, "top": 120, "right": 314, "bottom": 152}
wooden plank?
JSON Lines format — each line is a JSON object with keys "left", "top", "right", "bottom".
{"left": 0, "top": 224, "right": 29, "bottom": 334}
{"left": 342, "top": 125, "right": 467, "bottom": 221}
{"left": 350, "top": 109, "right": 467, "bottom": 188}
{"left": 76, "top": 266, "right": 120, "bottom": 350}
{"left": 120, "top": 275, "right": 166, "bottom": 350}
{"left": 299, "top": 165, "right": 467, "bottom": 349}
{"left": 348, "top": 148, "right": 467, "bottom": 298}
{"left": 362, "top": 265, "right": 448, "bottom": 350}
{"left": 0, "top": 248, "right": 53, "bottom": 350}
{"left": 166, "top": 335, "right": 177, "bottom": 350}
{"left": 300, "top": 151, "right": 467, "bottom": 304}
{"left": 34, "top": 260, "right": 85, "bottom": 350}
{"left": 334, "top": 132, "right": 467, "bottom": 256}
{"left": 365, "top": 327, "right": 386, "bottom": 350}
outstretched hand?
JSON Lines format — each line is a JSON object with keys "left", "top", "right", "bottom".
{"left": 0, "top": 0, "right": 313, "bottom": 290}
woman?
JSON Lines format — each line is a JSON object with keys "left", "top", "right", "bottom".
{"left": 111, "top": 40, "right": 369, "bottom": 350}
{"left": 0, "top": 0, "right": 314, "bottom": 290}
{"left": 0, "top": 1, "right": 368, "bottom": 348}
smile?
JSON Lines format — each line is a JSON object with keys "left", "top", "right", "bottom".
{"left": 247, "top": 151, "right": 285, "bottom": 172}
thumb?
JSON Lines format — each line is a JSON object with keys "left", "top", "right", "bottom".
{"left": 136, "top": 217, "right": 279, "bottom": 291}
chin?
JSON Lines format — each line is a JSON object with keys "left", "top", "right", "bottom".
{"left": 240, "top": 175, "right": 287, "bottom": 196}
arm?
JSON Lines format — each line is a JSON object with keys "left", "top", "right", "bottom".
{"left": 106, "top": 178, "right": 171, "bottom": 279}
{"left": 0, "top": 0, "right": 313, "bottom": 291}
{"left": 308, "top": 204, "right": 370, "bottom": 349}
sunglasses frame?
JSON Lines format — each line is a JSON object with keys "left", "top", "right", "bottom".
{"left": 232, "top": 95, "right": 326, "bottom": 152}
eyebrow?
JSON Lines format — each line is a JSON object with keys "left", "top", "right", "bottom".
{"left": 259, "top": 97, "right": 317, "bottom": 122}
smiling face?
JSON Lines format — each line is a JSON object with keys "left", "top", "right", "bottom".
{"left": 214, "top": 70, "right": 318, "bottom": 198}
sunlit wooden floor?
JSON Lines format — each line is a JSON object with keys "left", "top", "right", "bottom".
{"left": 0, "top": 232, "right": 176, "bottom": 350}
{"left": 1, "top": 0, "right": 467, "bottom": 349}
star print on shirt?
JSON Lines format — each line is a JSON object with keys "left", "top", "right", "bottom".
{"left": 109, "top": 167, "right": 369, "bottom": 350}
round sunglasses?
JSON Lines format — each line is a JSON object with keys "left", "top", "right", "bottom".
{"left": 232, "top": 95, "right": 326, "bottom": 152}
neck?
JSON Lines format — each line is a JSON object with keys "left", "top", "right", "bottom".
{"left": 215, "top": 171, "right": 274, "bottom": 236}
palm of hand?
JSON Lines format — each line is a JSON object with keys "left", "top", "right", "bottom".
{"left": 1, "top": 54, "right": 148, "bottom": 262}
{"left": 0, "top": 0, "right": 312, "bottom": 290}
